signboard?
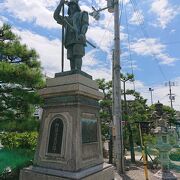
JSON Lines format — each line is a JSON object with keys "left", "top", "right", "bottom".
{"left": 81, "top": 118, "right": 98, "bottom": 143}
{"left": 48, "top": 118, "right": 63, "bottom": 154}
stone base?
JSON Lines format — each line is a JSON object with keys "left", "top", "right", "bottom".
{"left": 154, "top": 170, "right": 177, "bottom": 180}
{"left": 20, "top": 163, "right": 114, "bottom": 180}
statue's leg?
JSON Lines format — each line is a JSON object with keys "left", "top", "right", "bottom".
{"left": 67, "top": 46, "right": 75, "bottom": 71}
{"left": 70, "top": 59, "right": 75, "bottom": 70}
{"left": 73, "top": 44, "right": 84, "bottom": 70}
{"left": 75, "top": 56, "right": 82, "bottom": 70}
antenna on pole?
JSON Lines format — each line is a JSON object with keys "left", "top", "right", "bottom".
{"left": 165, "top": 81, "right": 175, "bottom": 109}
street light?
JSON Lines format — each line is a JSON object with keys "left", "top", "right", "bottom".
{"left": 149, "top": 88, "right": 154, "bottom": 105}
{"left": 89, "top": 7, "right": 100, "bottom": 20}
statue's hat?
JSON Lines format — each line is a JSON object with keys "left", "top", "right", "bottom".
{"left": 68, "top": 0, "right": 81, "bottom": 10}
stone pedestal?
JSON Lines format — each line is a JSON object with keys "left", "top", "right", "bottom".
{"left": 20, "top": 71, "right": 114, "bottom": 180}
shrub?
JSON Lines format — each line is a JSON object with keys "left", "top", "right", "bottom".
{"left": 169, "top": 148, "right": 180, "bottom": 161}
{"left": 0, "top": 149, "right": 34, "bottom": 179}
{"left": 0, "top": 132, "right": 38, "bottom": 150}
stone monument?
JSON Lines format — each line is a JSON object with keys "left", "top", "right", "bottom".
{"left": 152, "top": 102, "right": 177, "bottom": 180}
{"left": 20, "top": 0, "right": 114, "bottom": 179}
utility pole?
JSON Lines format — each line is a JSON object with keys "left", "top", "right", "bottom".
{"left": 113, "top": 0, "right": 125, "bottom": 174}
{"left": 90, "top": 0, "right": 125, "bottom": 174}
{"left": 148, "top": 88, "right": 154, "bottom": 105}
{"left": 121, "top": 75, "right": 135, "bottom": 163}
{"left": 165, "top": 81, "right": 175, "bottom": 109}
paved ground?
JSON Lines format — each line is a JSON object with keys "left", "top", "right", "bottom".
{"left": 114, "top": 166, "right": 180, "bottom": 180}
{"left": 114, "top": 167, "right": 158, "bottom": 180}
{"left": 111, "top": 151, "right": 180, "bottom": 180}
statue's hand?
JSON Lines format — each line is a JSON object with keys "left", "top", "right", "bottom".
{"left": 77, "top": 34, "right": 86, "bottom": 43}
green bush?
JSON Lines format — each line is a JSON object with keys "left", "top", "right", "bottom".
{"left": 0, "top": 132, "right": 38, "bottom": 150}
{"left": 169, "top": 148, "right": 180, "bottom": 161}
{"left": 0, "top": 149, "right": 34, "bottom": 179}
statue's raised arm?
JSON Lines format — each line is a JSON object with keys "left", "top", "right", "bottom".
{"left": 53, "top": 0, "right": 65, "bottom": 25}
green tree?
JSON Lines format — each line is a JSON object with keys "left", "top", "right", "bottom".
{"left": 127, "top": 91, "right": 149, "bottom": 144}
{"left": 96, "top": 77, "right": 151, "bottom": 163}
{"left": 121, "top": 73, "right": 135, "bottom": 163}
{"left": 96, "top": 79, "right": 112, "bottom": 124}
{"left": 96, "top": 78, "right": 113, "bottom": 163}
{"left": 0, "top": 24, "right": 44, "bottom": 132}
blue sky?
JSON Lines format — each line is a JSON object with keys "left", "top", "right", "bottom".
{"left": 0, "top": 0, "right": 180, "bottom": 110}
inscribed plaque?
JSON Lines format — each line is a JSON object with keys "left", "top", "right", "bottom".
{"left": 81, "top": 118, "right": 98, "bottom": 143}
{"left": 48, "top": 118, "right": 63, "bottom": 154}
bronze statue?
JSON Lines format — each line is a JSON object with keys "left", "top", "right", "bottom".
{"left": 54, "top": 0, "right": 89, "bottom": 71}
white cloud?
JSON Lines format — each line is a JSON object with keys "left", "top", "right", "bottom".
{"left": 170, "top": 29, "right": 176, "bottom": 34}
{"left": 83, "top": 49, "right": 100, "bottom": 67}
{"left": 0, "top": 0, "right": 115, "bottom": 79}
{"left": 13, "top": 28, "right": 67, "bottom": 77}
{"left": 0, "top": 20, "right": 3, "bottom": 27}
{"left": 131, "top": 38, "right": 177, "bottom": 65}
{"left": 83, "top": 66, "right": 112, "bottom": 81}
{"left": 0, "top": 16, "right": 8, "bottom": 26}
{"left": 151, "top": 84, "right": 180, "bottom": 111}
{"left": 126, "top": 80, "right": 145, "bottom": 90}
{"left": 129, "top": 10, "right": 144, "bottom": 25}
{"left": 12, "top": 27, "right": 113, "bottom": 80}
{"left": 133, "top": 77, "right": 180, "bottom": 111}
{"left": 87, "top": 26, "right": 113, "bottom": 53}
{"left": 150, "top": 0, "right": 179, "bottom": 29}
{"left": 2, "top": 0, "right": 59, "bottom": 29}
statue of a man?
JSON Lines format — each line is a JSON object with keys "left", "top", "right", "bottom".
{"left": 54, "top": 0, "right": 89, "bottom": 71}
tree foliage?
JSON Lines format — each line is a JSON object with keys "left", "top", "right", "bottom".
{"left": 0, "top": 131, "right": 38, "bottom": 150}
{"left": 0, "top": 24, "right": 45, "bottom": 131}
{"left": 96, "top": 77, "right": 149, "bottom": 146}
{"left": 96, "top": 79, "right": 112, "bottom": 139}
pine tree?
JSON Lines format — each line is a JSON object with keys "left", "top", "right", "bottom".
{"left": 0, "top": 24, "right": 45, "bottom": 132}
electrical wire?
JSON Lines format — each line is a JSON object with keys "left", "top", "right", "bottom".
{"left": 126, "top": 40, "right": 180, "bottom": 51}
{"left": 124, "top": 1, "right": 136, "bottom": 91}
{"left": 158, "top": 94, "right": 168, "bottom": 101}
{"left": 86, "top": 13, "right": 114, "bottom": 66}
{"left": 119, "top": 0, "right": 124, "bottom": 25}
{"left": 98, "top": 14, "right": 113, "bottom": 49}
{"left": 129, "top": 0, "right": 168, "bottom": 81}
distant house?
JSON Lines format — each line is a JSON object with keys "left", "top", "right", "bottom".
{"left": 175, "top": 111, "right": 180, "bottom": 120}
{"left": 34, "top": 107, "right": 43, "bottom": 120}
{"left": 175, "top": 111, "right": 180, "bottom": 139}
{"left": 33, "top": 74, "right": 50, "bottom": 120}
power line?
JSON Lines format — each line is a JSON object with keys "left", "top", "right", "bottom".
{"left": 127, "top": 41, "right": 180, "bottom": 50}
{"left": 98, "top": 14, "right": 113, "bottom": 48}
{"left": 124, "top": 2, "right": 136, "bottom": 91}
{"left": 129, "top": 0, "right": 168, "bottom": 81}
{"left": 158, "top": 94, "right": 168, "bottom": 101}
{"left": 119, "top": 0, "right": 124, "bottom": 24}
